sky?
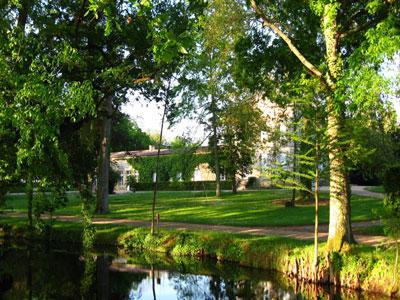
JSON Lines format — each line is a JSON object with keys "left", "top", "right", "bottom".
{"left": 121, "top": 96, "right": 207, "bottom": 143}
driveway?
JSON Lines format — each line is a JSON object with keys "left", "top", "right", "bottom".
{"left": 319, "top": 185, "right": 384, "bottom": 199}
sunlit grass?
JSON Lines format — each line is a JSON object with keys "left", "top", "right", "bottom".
{"left": 2, "top": 189, "right": 383, "bottom": 227}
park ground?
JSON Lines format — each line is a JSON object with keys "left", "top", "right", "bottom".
{"left": 0, "top": 186, "right": 387, "bottom": 245}
{"left": 3, "top": 185, "right": 399, "bottom": 296}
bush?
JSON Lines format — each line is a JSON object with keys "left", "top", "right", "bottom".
{"left": 383, "top": 164, "right": 400, "bottom": 194}
{"left": 109, "top": 167, "right": 120, "bottom": 194}
{"left": 131, "top": 180, "right": 233, "bottom": 191}
{"left": 246, "top": 176, "right": 258, "bottom": 188}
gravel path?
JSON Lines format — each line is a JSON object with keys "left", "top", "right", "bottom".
{"left": 1, "top": 212, "right": 387, "bottom": 246}
{"left": 319, "top": 185, "right": 384, "bottom": 199}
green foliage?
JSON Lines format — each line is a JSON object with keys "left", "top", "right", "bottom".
{"left": 381, "top": 165, "right": 400, "bottom": 240}
{"left": 81, "top": 196, "right": 96, "bottom": 251}
{"left": 108, "top": 166, "right": 120, "bottom": 194}
{"left": 111, "top": 114, "right": 152, "bottom": 152}
{"left": 129, "top": 180, "right": 233, "bottom": 191}
{"left": 383, "top": 164, "right": 400, "bottom": 194}
{"left": 33, "top": 189, "right": 68, "bottom": 219}
{"left": 220, "top": 95, "right": 267, "bottom": 183}
{"left": 128, "top": 152, "right": 211, "bottom": 183}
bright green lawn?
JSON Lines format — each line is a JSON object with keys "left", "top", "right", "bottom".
{"left": 365, "top": 185, "right": 385, "bottom": 193}
{"left": 2, "top": 189, "right": 383, "bottom": 227}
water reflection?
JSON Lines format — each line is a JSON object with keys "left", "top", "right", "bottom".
{"left": 0, "top": 241, "right": 392, "bottom": 299}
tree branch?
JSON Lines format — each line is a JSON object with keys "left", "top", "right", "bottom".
{"left": 249, "top": 0, "right": 325, "bottom": 82}
{"left": 339, "top": 14, "right": 387, "bottom": 39}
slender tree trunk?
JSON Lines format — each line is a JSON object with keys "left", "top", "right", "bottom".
{"left": 211, "top": 97, "right": 221, "bottom": 197}
{"left": 314, "top": 140, "right": 320, "bottom": 282}
{"left": 291, "top": 146, "right": 296, "bottom": 206}
{"left": 291, "top": 113, "right": 298, "bottom": 207}
{"left": 27, "top": 174, "right": 33, "bottom": 230}
{"left": 151, "top": 102, "right": 167, "bottom": 235}
{"left": 394, "top": 240, "right": 399, "bottom": 289}
{"left": 151, "top": 265, "right": 157, "bottom": 300}
{"left": 96, "top": 95, "right": 112, "bottom": 214}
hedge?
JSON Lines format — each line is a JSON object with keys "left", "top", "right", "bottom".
{"left": 130, "top": 180, "right": 233, "bottom": 191}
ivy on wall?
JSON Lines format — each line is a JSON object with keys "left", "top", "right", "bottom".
{"left": 127, "top": 151, "right": 212, "bottom": 183}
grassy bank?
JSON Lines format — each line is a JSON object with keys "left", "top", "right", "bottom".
{"left": 3, "top": 190, "right": 383, "bottom": 227}
{"left": 1, "top": 218, "right": 397, "bottom": 296}
{"left": 118, "top": 228, "right": 399, "bottom": 297}
{"left": 0, "top": 217, "right": 132, "bottom": 246}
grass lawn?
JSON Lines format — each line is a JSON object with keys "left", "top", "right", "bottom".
{"left": 2, "top": 189, "right": 384, "bottom": 227}
{"left": 365, "top": 185, "right": 385, "bottom": 193}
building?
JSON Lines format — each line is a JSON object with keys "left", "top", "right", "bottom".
{"left": 111, "top": 98, "right": 294, "bottom": 192}
{"left": 111, "top": 146, "right": 217, "bottom": 192}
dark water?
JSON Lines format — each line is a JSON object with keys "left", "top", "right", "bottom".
{"left": 0, "top": 240, "right": 389, "bottom": 299}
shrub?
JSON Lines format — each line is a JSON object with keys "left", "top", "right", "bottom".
{"left": 383, "top": 164, "right": 400, "bottom": 194}
{"left": 109, "top": 167, "right": 120, "bottom": 194}
{"left": 246, "top": 176, "right": 258, "bottom": 188}
{"left": 132, "top": 180, "right": 233, "bottom": 191}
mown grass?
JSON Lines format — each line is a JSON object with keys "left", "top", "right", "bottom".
{"left": 365, "top": 185, "right": 385, "bottom": 193}
{"left": 2, "top": 189, "right": 384, "bottom": 227}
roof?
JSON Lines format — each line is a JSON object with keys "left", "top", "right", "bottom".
{"left": 111, "top": 146, "right": 209, "bottom": 160}
{"left": 111, "top": 149, "right": 172, "bottom": 160}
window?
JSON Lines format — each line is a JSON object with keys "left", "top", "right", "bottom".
{"left": 152, "top": 172, "right": 157, "bottom": 183}
{"left": 193, "top": 167, "right": 201, "bottom": 181}
{"left": 177, "top": 172, "right": 183, "bottom": 181}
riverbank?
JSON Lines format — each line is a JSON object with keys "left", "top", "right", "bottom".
{"left": 119, "top": 228, "right": 398, "bottom": 297}
{"left": 1, "top": 218, "right": 397, "bottom": 297}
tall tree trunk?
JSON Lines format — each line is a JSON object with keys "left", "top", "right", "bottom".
{"left": 326, "top": 100, "right": 352, "bottom": 251}
{"left": 249, "top": 0, "right": 353, "bottom": 251}
{"left": 231, "top": 174, "right": 237, "bottom": 194}
{"left": 211, "top": 97, "right": 221, "bottom": 197}
{"left": 323, "top": 3, "right": 353, "bottom": 251}
{"left": 96, "top": 95, "right": 112, "bottom": 214}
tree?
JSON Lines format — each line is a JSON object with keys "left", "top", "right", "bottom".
{"left": 236, "top": 0, "right": 400, "bottom": 251}
{"left": 0, "top": 6, "right": 96, "bottom": 226}
{"left": 111, "top": 113, "right": 152, "bottom": 152}
{"left": 177, "top": 0, "right": 247, "bottom": 197}
{"left": 220, "top": 94, "right": 266, "bottom": 193}
{"left": 25, "top": 0, "right": 205, "bottom": 214}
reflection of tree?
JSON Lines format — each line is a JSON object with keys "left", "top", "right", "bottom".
{"left": 80, "top": 252, "right": 96, "bottom": 298}
{"left": 26, "top": 246, "right": 32, "bottom": 300}
{"left": 109, "top": 271, "right": 147, "bottom": 298}
{"left": 151, "top": 265, "right": 157, "bottom": 300}
{"left": 171, "top": 273, "right": 210, "bottom": 300}
{"left": 96, "top": 255, "right": 110, "bottom": 300}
